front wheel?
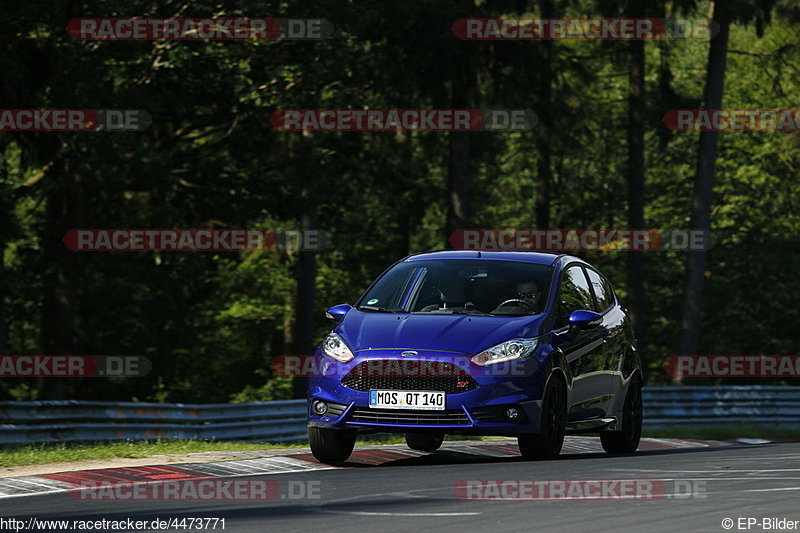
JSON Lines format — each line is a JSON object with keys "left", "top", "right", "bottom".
{"left": 518, "top": 376, "right": 566, "bottom": 460}
{"left": 309, "top": 427, "right": 357, "bottom": 464}
{"left": 405, "top": 432, "right": 444, "bottom": 452}
{"left": 601, "top": 377, "right": 643, "bottom": 454}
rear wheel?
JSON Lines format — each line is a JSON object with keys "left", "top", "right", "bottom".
{"left": 518, "top": 376, "right": 566, "bottom": 460}
{"left": 601, "top": 377, "right": 643, "bottom": 454}
{"left": 308, "top": 427, "right": 357, "bottom": 464}
{"left": 405, "top": 432, "right": 444, "bottom": 452}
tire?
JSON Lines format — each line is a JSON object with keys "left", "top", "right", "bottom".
{"left": 308, "top": 427, "right": 357, "bottom": 464}
{"left": 518, "top": 376, "right": 566, "bottom": 460}
{"left": 601, "top": 377, "right": 643, "bottom": 454}
{"left": 405, "top": 432, "right": 444, "bottom": 452}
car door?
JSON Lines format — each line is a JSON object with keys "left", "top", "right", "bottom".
{"left": 585, "top": 267, "right": 629, "bottom": 414}
{"left": 552, "top": 265, "right": 610, "bottom": 422}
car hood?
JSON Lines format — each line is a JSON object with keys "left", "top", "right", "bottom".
{"left": 336, "top": 311, "right": 546, "bottom": 355}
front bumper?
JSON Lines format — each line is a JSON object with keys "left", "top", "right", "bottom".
{"left": 307, "top": 349, "right": 549, "bottom": 435}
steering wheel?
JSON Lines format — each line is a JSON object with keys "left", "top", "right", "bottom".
{"left": 496, "top": 298, "right": 537, "bottom": 312}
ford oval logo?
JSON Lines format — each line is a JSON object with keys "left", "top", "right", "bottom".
{"left": 401, "top": 351, "right": 418, "bottom": 357}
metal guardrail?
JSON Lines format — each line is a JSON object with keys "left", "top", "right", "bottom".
{"left": 0, "top": 399, "right": 308, "bottom": 445}
{"left": 0, "top": 386, "right": 797, "bottom": 445}
{"left": 643, "top": 385, "right": 800, "bottom": 431}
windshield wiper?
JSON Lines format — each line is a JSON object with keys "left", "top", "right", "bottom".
{"left": 418, "top": 309, "right": 489, "bottom": 316}
{"left": 358, "top": 305, "right": 394, "bottom": 313}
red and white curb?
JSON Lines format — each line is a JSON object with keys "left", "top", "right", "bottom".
{"left": 0, "top": 437, "right": 722, "bottom": 499}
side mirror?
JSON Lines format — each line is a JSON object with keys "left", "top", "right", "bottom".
{"left": 325, "top": 304, "right": 352, "bottom": 323}
{"left": 568, "top": 309, "right": 603, "bottom": 329}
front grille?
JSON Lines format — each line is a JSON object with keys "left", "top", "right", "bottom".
{"left": 349, "top": 407, "right": 470, "bottom": 426}
{"left": 341, "top": 360, "right": 479, "bottom": 394}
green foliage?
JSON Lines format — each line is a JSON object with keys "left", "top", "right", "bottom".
{"left": 1, "top": 0, "right": 797, "bottom": 402}
{"left": 230, "top": 377, "right": 294, "bottom": 403}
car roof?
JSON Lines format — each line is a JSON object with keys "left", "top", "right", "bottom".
{"left": 403, "top": 249, "right": 576, "bottom": 266}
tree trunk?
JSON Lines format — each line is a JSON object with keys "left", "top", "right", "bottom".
{"left": 0, "top": 155, "right": 10, "bottom": 355}
{"left": 392, "top": 131, "right": 413, "bottom": 257}
{"left": 626, "top": 0, "right": 646, "bottom": 355}
{"left": 535, "top": 0, "right": 555, "bottom": 230}
{"left": 445, "top": 53, "right": 474, "bottom": 244}
{"left": 446, "top": 132, "right": 470, "bottom": 240}
{"left": 290, "top": 136, "right": 318, "bottom": 398}
{"left": 291, "top": 207, "right": 317, "bottom": 398}
{"left": 678, "top": 1, "right": 731, "bottom": 357}
{"left": 39, "top": 162, "right": 84, "bottom": 400}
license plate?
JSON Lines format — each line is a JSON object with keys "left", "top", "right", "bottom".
{"left": 369, "top": 390, "right": 446, "bottom": 410}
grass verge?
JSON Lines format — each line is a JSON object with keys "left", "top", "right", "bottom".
{"left": 0, "top": 435, "right": 482, "bottom": 468}
{"left": 3, "top": 428, "right": 795, "bottom": 469}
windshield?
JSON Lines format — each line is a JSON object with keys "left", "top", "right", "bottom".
{"left": 358, "top": 259, "right": 553, "bottom": 316}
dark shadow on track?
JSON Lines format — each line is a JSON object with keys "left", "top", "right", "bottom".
{"left": 9, "top": 497, "right": 462, "bottom": 524}
{"left": 337, "top": 443, "right": 767, "bottom": 468}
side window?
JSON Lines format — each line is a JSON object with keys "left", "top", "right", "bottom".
{"left": 586, "top": 268, "right": 614, "bottom": 312}
{"left": 556, "top": 266, "right": 595, "bottom": 327}
{"left": 367, "top": 265, "right": 425, "bottom": 310}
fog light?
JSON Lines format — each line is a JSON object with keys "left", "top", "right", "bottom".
{"left": 312, "top": 400, "right": 328, "bottom": 415}
{"left": 504, "top": 407, "right": 521, "bottom": 422}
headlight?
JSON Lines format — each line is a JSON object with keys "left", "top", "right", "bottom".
{"left": 471, "top": 338, "right": 538, "bottom": 366}
{"left": 321, "top": 332, "right": 354, "bottom": 362}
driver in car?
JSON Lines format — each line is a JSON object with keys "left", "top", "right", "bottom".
{"left": 491, "top": 280, "right": 540, "bottom": 315}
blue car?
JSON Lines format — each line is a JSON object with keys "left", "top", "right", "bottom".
{"left": 307, "top": 250, "right": 642, "bottom": 464}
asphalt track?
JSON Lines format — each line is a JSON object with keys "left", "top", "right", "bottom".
{"left": 3, "top": 438, "right": 800, "bottom": 533}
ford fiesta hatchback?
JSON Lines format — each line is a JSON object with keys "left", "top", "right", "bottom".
{"left": 307, "top": 250, "right": 642, "bottom": 464}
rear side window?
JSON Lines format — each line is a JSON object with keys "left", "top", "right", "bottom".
{"left": 586, "top": 268, "right": 614, "bottom": 312}
{"left": 556, "top": 266, "right": 595, "bottom": 327}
